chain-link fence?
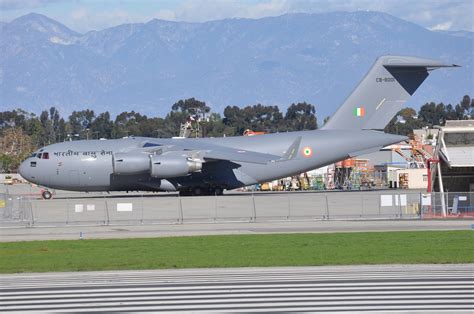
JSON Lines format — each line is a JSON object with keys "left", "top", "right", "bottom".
{"left": 1, "top": 191, "right": 473, "bottom": 227}
{"left": 421, "top": 191, "right": 474, "bottom": 218}
{"left": 0, "top": 193, "right": 33, "bottom": 227}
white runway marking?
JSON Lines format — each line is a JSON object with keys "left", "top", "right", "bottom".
{"left": 1, "top": 264, "right": 472, "bottom": 312}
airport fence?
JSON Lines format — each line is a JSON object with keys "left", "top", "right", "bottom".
{"left": 0, "top": 190, "right": 473, "bottom": 227}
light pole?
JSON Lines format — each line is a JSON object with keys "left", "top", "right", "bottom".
{"left": 66, "top": 134, "right": 80, "bottom": 141}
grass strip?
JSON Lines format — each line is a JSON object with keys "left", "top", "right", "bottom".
{"left": 0, "top": 231, "right": 473, "bottom": 273}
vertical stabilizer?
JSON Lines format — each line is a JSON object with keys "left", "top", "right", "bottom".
{"left": 323, "top": 55, "right": 459, "bottom": 130}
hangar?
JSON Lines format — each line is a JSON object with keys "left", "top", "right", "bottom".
{"left": 432, "top": 120, "right": 474, "bottom": 192}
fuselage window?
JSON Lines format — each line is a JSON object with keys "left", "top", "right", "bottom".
{"left": 42, "top": 152, "right": 49, "bottom": 159}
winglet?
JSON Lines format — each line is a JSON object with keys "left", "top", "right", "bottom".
{"left": 280, "top": 136, "right": 302, "bottom": 161}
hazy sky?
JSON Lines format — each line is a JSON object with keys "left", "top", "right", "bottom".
{"left": 1, "top": 0, "right": 473, "bottom": 33}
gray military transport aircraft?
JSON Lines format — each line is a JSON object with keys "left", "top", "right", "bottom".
{"left": 19, "top": 55, "right": 458, "bottom": 198}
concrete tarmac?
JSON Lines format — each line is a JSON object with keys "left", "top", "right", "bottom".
{"left": 1, "top": 219, "right": 472, "bottom": 242}
{"left": 1, "top": 183, "right": 424, "bottom": 199}
{"left": 1, "top": 264, "right": 473, "bottom": 312}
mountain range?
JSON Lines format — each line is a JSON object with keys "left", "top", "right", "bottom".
{"left": 0, "top": 12, "right": 472, "bottom": 119}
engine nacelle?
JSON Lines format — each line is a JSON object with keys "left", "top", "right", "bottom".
{"left": 112, "top": 152, "right": 150, "bottom": 175}
{"left": 150, "top": 154, "right": 202, "bottom": 178}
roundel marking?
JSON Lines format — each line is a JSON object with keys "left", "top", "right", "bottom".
{"left": 302, "top": 146, "right": 313, "bottom": 158}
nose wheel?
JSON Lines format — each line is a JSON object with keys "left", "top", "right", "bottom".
{"left": 41, "top": 190, "right": 53, "bottom": 200}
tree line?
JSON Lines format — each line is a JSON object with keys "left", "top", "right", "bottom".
{"left": 0, "top": 99, "right": 317, "bottom": 171}
{"left": 0, "top": 95, "right": 471, "bottom": 172}
{"left": 384, "top": 95, "right": 472, "bottom": 136}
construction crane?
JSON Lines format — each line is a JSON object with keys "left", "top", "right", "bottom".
{"left": 243, "top": 129, "right": 266, "bottom": 136}
{"left": 390, "top": 140, "right": 432, "bottom": 168}
{"left": 178, "top": 115, "right": 201, "bottom": 138}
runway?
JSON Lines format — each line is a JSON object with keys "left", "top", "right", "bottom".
{"left": 1, "top": 219, "right": 472, "bottom": 241}
{"left": 1, "top": 264, "right": 472, "bottom": 312}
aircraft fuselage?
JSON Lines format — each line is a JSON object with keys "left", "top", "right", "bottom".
{"left": 19, "top": 129, "right": 404, "bottom": 193}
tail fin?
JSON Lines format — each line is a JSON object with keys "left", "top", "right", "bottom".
{"left": 323, "top": 55, "right": 459, "bottom": 130}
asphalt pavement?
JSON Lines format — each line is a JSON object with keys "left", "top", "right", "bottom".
{"left": 1, "top": 219, "right": 472, "bottom": 241}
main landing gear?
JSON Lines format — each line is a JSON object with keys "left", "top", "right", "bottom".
{"left": 179, "top": 186, "right": 224, "bottom": 196}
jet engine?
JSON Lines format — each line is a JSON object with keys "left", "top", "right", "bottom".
{"left": 112, "top": 152, "right": 150, "bottom": 175}
{"left": 150, "top": 153, "right": 202, "bottom": 178}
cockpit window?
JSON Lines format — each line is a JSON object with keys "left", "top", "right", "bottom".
{"left": 143, "top": 142, "right": 162, "bottom": 148}
{"left": 37, "top": 153, "right": 42, "bottom": 159}
{"left": 42, "top": 152, "right": 49, "bottom": 159}
{"left": 30, "top": 153, "right": 37, "bottom": 158}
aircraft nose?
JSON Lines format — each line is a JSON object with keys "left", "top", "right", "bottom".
{"left": 18, "top": 160, "right": 29, "bottom": 179}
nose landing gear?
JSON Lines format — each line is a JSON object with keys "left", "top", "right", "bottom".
{"left": 41, "top": 190, "right": 53, "bottom": 200}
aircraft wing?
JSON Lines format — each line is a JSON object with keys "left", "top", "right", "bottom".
{"left": 198, "top": 136, "right": 303, "bottom": 164}
{"left": 141, "top": 141, "right": 281, "bottom": 164}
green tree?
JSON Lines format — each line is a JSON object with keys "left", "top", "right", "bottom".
{"left": 140, "top": 117, "right": 167, "bottom": 137}
{"left": 49, "top": 107, "right": 61, "bottom": 142}
{"left": 39, "top": 110, "right": 55, "bottom": 145}
{"left": 57, "top": 118, "right": 67, "bottom": 142}
{"left": 223, "top": 104, "right": 284, "bottom": 135}
{"left": 0, "top": 128, "right": 35, "bottom": 172}
{"left": 171, "top": 98, "right": 210, "bottom": 116}
{"left": 418, "top": 102, "right": 447, "bottom": 127}
{"left": 24, "top": 117, "right": 43, "bottom": 146}
{"left": 112, "top": 111, "right": 150, "bottom": 138}
{"left": 385, "top": 107, "right": 425, "bottom": 136}
{"left": 164, "top": 98, "right": 210, "bottom": 137}
{"left": 68, "top": 110, "right": 95, "bottom": 139}
{"left": 323, "top": 116, "right": 330, "bottom": 126}
{"left": 284, "top": 102, "right": 317, "bottom": 131}
{"left": 223, "top": 105, "right": 246, "bottom": 135}
{"left": 202, "top": 113, "right": 227, "bottom": 137}
{"left": 0, "top": 110, "right": 26, "bottom": 129}
{"left": 90, "top": 112, "right": 114, "bottom": 139}
{"left": 456, "top": 95, "right": 472, "bottom": 119}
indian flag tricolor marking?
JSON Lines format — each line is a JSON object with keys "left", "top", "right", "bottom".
{"left": 302, "top": 146, "right": 313, "bottom": 158}
{"left": 354, "top": 107, "right": 365, "bottom": 117}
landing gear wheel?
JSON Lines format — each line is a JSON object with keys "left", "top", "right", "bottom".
{"left": 179, "top": 190, "right": 190, "bottom": 197}
{"left": 179, "top": 187, "right": 223, "bottom": 196}
{"left": 42, "top": 190, "right": 52, "bottom": 200}
{"left": 192, "top": 187, "right": 203, "bottom": 196}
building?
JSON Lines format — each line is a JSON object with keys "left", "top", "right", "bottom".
{"left": 432, "top": 120, "right": 474, "bottom": 192}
